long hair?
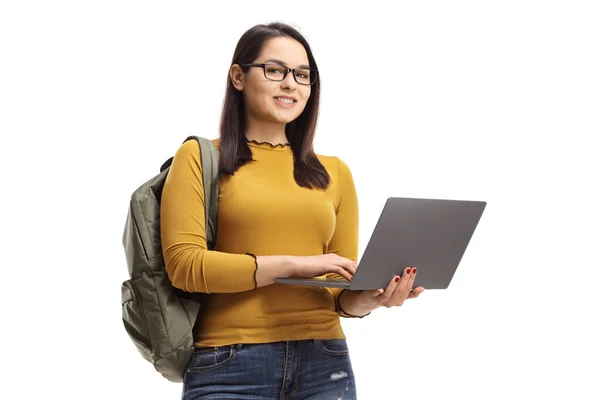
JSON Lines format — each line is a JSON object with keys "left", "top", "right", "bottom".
{"left": 219, "top": 22, "right": 330, "bottom": 190}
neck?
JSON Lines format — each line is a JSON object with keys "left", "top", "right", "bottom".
{"left": 244, "top": 117, "right": 288, "bottom": 145}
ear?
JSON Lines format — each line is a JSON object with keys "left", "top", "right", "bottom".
{"left": 229, "top": 64, "right": 244, "bottom": 91}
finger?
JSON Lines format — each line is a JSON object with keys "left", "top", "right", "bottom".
{"left": 407, "top": 287, "right": 425, "bottom": 299}
{"left": 386, "top": 266, "right": 409, "bottom": 304}
{"left": 333, "top": 266, "right": 353, "bottom": 281}
{"left": 371, "top": 288, "right": 385, "bottom": 299}
{"left": 345, "top": 259, "right": 357, "bottom": 276}
{"left": 333, "top": 257, "right": 357, "bottom": 276}
{"left": 407, "top": 266, "right": 417, "bottom": 291}
{"left": 395, "top": 266, "right": 413, "bottom": 295}
{"left": 378, "top": 274, "right": 402, "bottom": 306}
{"left": 333, "top": 254, "right": 357, "bottom": 270}
{"left": 339, "top": 261, "right": 356, "bottom": 278}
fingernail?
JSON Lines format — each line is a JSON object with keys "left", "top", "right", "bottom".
{"left": 412, "top": 268, "right": 417, "bottom": 274}
{"left": 406, "top": 268, "right": 411, "bottom": 274}
{"left": 395, "top": 276, "right": 400, "bottom": 283}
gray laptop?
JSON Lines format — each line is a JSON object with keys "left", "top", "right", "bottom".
{"left": 274, "top": 197, "right": 486, "bottom": 291}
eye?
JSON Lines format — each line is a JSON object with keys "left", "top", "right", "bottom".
{"left": 294, "top": 68, "right": 312, "bottom": 83}
{"left": 265, "top": 65, "right": 285, "bottom": 75}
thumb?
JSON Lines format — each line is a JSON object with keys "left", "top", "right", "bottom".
{"left": 408, "top": 287, "right": 425, "bottom": 299}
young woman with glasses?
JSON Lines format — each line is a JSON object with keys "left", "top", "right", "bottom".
{"left": 160, "top": 22, "right": 424, "bottom": 399}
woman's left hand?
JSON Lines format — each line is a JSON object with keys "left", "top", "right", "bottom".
{"left": 359, "top": 265, "right": 425, "bottom": 309}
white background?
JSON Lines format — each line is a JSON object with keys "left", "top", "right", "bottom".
{"left": 1, "top": 1, "right": 599, "bottom": 399}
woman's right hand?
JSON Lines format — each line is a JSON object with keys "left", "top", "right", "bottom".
{"left": 291, "top": 254, "right": 357, "bottom": 281}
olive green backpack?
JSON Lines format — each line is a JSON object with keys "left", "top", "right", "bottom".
{"left": 121, "top": 136, "right": 219, "bottom": 382}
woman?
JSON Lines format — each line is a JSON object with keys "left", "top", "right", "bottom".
{"left": 160, "top": 22, "right": 424, "bottom": 400}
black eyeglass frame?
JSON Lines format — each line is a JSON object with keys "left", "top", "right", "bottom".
{"left": 241, "top": 63, "right": 318, "bottom": 85}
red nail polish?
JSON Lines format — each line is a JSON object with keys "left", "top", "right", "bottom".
{"left": 395, "top": 276, "right": 400, "bottom": 283}
{"left": 412, "top": 268, "right": 417, "bottom": 274}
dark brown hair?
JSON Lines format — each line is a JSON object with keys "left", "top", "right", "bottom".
{"left": 218, "top": 22, "right": 330, "bottom": 190}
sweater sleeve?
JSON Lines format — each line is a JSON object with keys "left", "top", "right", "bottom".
{"left": 160, "top": 139, "right": 258, "bottom": 294}
{"left": 324, "top": 157, "right": 367, "bottom": 318}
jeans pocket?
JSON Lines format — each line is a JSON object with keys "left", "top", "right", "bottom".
{"left": 316, "top": 339, "right": 350, "bottom": 356}
{"left": 188, "top": 345, "right": 237, "bottom": 372}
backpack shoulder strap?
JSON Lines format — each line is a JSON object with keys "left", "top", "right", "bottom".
{"left": 183, "top": 136, "right": 219, "bottom": 249}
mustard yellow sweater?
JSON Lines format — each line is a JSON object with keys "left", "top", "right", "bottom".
{"left": 160, "top": 139, "right": 359, "bottom": 347}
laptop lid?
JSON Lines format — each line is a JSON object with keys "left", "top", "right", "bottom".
{"left": 346, "top": 197, "right": 486, "bottom": 290}
{"left": 275, "top": 197, "right": 486, "bottom": 291}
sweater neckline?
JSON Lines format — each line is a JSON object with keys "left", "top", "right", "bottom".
{"left": 246, "top": 139, "right": 291, "bottom": 151}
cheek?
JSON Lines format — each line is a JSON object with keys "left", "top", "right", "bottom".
{"left": 244, "top": 88, "right": 269, "bottom": 114}
{"left": 247, "top": 83, "right": 276, "bottom": 107}
{"left": 297, "top": 89, "right": 311, "bottom": 110}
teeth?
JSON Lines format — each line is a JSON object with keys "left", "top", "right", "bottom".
{"left": 276, "top": 97, "right": 294, "bottom": 104}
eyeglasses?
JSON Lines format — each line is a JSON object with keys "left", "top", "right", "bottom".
{"left": 241, "top": 63, "right": 318, "bottom": 85}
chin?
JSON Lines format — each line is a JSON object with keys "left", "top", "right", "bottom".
{"left": 282, "top": 108, "right": 306, "bottom": 121}
{"left": 270, "top": 113, "right": 301, "bottom": 125}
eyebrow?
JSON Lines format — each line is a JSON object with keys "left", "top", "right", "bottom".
{"left": 263, "top": 58, "right": 311, "bottom": 69}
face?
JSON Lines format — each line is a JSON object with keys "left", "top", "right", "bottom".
{"left": 230, "top": 36, "right": 312, "bottom": 126}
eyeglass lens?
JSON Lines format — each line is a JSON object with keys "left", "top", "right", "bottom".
{"left": 264, "top": 64, "right": 313, "bottom": 85}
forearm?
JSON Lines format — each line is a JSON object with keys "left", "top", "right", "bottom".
{"left": 164, "top": 245, "right": 258, "bottom": 293}
{"left": 165, "top": 246, "right": 299, "bottom": 293}
{"left": 255, "top": 255, "right": 297, "bottom": 288}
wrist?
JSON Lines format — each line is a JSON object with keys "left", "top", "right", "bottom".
{"left": 284, "top": 256, "right": 300, "bottom": 277}
{"left": 338, "top": 289, "right": 377, "bottom": 318}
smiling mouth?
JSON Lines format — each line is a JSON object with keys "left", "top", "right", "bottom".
{"left": 274, "top": 97, "right": 296, "bottom": 104}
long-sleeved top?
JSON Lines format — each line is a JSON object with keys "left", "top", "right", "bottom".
{"left": 160, "top": 138, "right": 359, "bottom": 347}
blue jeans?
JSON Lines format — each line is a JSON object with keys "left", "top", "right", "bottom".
{"left": 182, "top": 339, "right": 357, "bottom": 400}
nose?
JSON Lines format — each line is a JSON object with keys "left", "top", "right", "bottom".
{"left": 280, "top": 71, "right": 297, "bottom": 91}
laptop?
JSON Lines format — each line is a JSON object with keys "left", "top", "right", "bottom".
{"left": 274, "top": 197, "right": 486, "bottom": 291}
